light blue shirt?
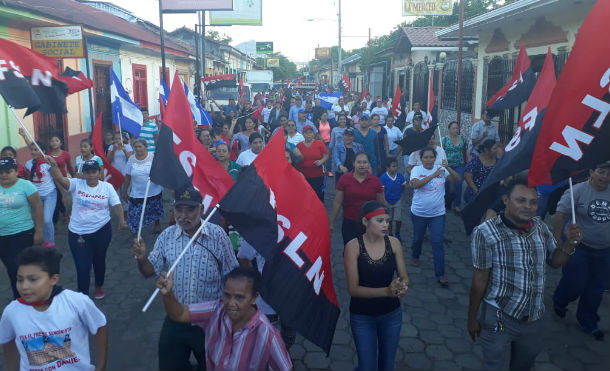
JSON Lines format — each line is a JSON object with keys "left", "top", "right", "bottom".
{"left": 295, "top": 119, "right": 317, "bottom": 134}
{"left": 289, "top": 104, "right": 305, "bottom": 121}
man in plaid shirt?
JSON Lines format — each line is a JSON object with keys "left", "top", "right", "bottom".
{"left": 467, "top": 175, "right": 583, "bottom": 370}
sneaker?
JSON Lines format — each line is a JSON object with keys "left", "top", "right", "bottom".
{"left": 592, "top": 330, "right": 604, "bottom": 341}
{"left": 94, "top": 287, "right": 105, "bottom": 300}
{"left": 43, "top": 242, "right": 55, "bottom": 248}
{"left": 553, "top": 303, "right": 567, "bottom": 318}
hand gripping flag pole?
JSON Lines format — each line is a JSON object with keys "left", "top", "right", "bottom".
{"left": 141, "top": 205, "right": 219, "bottom": 312}
{"left": 10, "top": 107, "right": 45, "bottom": 156}
{"left": 136, "top": 178, "right": 151, "bottom": 242}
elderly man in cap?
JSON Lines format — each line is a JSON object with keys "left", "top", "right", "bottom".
{"left": 553, "top": 161, "right": 610, "bottom": 341}
{"left": 469, "top": 109, "right": 501, "bottom": 157}
{"left": 132, "top": 185, "right": 238, "bottom": 370}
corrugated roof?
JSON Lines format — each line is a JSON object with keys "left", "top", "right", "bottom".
{"left": 401, "top": 27, "right": 458, "bottom": 47}
{"left": 4, "top": 0, "right": 192, "bottom": 55}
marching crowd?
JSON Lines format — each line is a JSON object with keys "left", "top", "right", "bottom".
{"left": 0, "top": 85, "right": 608, "bottom": 371}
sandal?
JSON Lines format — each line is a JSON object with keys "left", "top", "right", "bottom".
{"left": 438, "top": 277, "right": 449, "bottom": 287}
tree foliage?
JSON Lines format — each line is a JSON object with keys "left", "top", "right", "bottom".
{"left": 307, "top": 0, "right": 518, "bottom": 71}
{"left": 206, "top": 30, "right": 232, "bottom": 44}
{"left": 268, "top": 53, "right": 297, "bottom": 81}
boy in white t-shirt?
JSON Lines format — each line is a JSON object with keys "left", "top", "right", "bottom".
{"left": 0, "top": 246, "right": 107, "bottom": 371}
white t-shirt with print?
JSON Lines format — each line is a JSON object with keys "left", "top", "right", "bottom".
{"left": 410, "top": 165, "right": 449, "bottom": 217}
{"left": 107, "top": 144, "right": 133, "bottom": 175}
{"left": 385, "top": 126, "right": 403, "bottom": 151}
{"left": 68, "top": 179, "right": 121, "bottom": 235}
{"left": 24, "top": 160, "right": 56, "bottom": 197}
{"left": 124, "top": 153, "right": 163, "bottom": 198}
{"left": 0, "top": 290, "right": 107, "bottom": 371}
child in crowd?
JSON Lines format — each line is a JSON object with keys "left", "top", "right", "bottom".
{"left": 0, "top": 246, "right": 108, "bottom": 371}
{"left": 380, "top": 157, "right": 408, "bottom": 241}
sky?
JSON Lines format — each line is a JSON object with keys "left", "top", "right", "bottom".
{"left": 115, "top": 0, "right": 425, "bottom": 63}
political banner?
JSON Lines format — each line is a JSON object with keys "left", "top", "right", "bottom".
{"left": 210, "top": 0, "right": 262, "bottom": 26}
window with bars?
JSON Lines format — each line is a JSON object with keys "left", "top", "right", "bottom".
{"left": 441, "top": 60, "right": 474, "bottom": 113}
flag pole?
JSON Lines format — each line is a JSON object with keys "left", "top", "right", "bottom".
{"left": 136, "top": 178, "right": 151, "bottom": 242}
{"left": 568, "top": 177, "right": 576, "bottom": 224}
{"left": 117, "top": 114, "right": 123, "bottom": 142}
{"left": 142, "top": 204, "right": 219, "bottom": 312}
{"left": 10, "top": 107, "right": 45, "bottom": 156}
{"left": 437, "top": 126, "right": 443, "bottom": 150}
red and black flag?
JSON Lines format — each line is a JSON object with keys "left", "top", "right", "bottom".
{"left": 219, "top": 130, "right": 340, "bottom": 355}
{"left": 394, "top": 123, "right": 438, "bottom": 155}
{"left": 391, "top": 84, "right": 402, "bottom": 117}
{"left": 92, "top": 114, "right": 124, "bottom": 190}
{"left": 461, "top": 49, "right": 557, "bottom": 234}
{"left": 0, "top": 38, "right": 68, "bottom": 115}
{"left": 58, "top": 66, "right": 93, "bottom": 94}
{"left": 487, "top": 44, "right": 536, "bottom": 111}
{"left": 529, "top": 0, "right": 610, "bottom": 186}
{"left": 149, "top": 123, "right": 192, "bottom": 191}
{"left": 341, "top": 73, "right": 351, "bottom": 91}
{"left": 201, "top": 73, "right": 235, "bottom": 89}
{"left": 164, "top": 72, "right": 234, "bottom": 212}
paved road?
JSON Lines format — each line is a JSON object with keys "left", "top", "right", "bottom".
{"left": 0, "top": 188, "right": 607, "bottom": 370}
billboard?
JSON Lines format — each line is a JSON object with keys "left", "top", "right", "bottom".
{"left": 31, "top": 25, "right": 84, "bottom": 58}
{"left": 161, "top": 0, "right": 233, "bottom": 12}
{"left": 256, "top": 42, "right": 273, "bottom": 54}
{"left": 209, "top": 0, "right": 262, "bottom": 25}
{"left": 266, "top": 58, "right": 280, "bottom": 68}
{"left": 315, "top": 47, "right": 331, "bottom": 60}
{"left": 402, "top": 0, "right": 453, "bottom": 16}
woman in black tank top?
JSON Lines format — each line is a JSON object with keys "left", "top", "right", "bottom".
{"left": 344, "top": 201, "right": 409, "bottom": 371}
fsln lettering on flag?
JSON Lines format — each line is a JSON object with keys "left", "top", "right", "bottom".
{"left": 0, "top": 38, "right": 68, "bottom": 115}
{"left": 529, "top": 0, "right": 610, "bottom": 186}
{"left": 219, "top": 130, "right": 340, "bottom": 355}
{"left": 461, "top": 48, "right": 557, "bottom": 234}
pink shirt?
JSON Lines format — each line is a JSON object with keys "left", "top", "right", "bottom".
{"left": 319, "top": 121, "right": 331, "bottom": 143}
{"left": 189, "top": 300, "right": 292, "bottom": 371}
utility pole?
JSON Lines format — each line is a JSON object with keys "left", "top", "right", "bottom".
{"left": 200, "top": 11, "right": 206, "bottom": 79}
{"left": 367, "top": 27, "right": 371, "bottom": 91}
{"left": 456, "top": 0, "right": 464, "bottom": 126}
{"left": 159, "top": 0, "right": 166, "bottom": 83}
{"left": 337, "top": 0, "right": 342, "bottom": 84}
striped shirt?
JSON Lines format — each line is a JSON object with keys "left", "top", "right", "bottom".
{"left": 189, "top": 300, "right": 293, "bottom": 371}
{"left": 138, "top": 120, "right": 159, "bottom": 153}
{"left": 471, "top": 215, "right": 557, "bottom": 321}
{"left": 148, "top": 221, "right": 238, "bottom": 305}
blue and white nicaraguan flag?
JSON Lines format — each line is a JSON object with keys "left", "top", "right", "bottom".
{"left": 318, "top": 91, "right": 342, "bottom": 110}
{"left": 110, "top": 70, "right": 143, "bottom": 136}
{"left": 183, "top": 79, "right": 213, "bottom": 127}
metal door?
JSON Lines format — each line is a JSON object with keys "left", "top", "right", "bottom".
{"left": 94, "top": 64, "right": 112, "bottom": 133}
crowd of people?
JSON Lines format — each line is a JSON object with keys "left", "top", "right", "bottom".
{"left": 0, "top": 84, "right": 608, "bottom": 371}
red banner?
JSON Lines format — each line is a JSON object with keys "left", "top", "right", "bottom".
{"left": 165, "top": 72, "right": 235, "bottom": 211}
{"left": 92, "top": 114, "right": 124, "bottom": 190}
{"left": 391, "top": 84, "right": 402, "bottom": 117}
{"left": 529, "top": 0, "right": 610, "bottom": 186}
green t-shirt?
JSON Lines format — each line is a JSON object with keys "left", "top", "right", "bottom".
{"left": 227, "top": 161, "right": 241, "bottom": 182}
{"left": 0, "top": 179, "right": 37, "bottom": 236}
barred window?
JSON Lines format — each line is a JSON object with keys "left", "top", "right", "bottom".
{"left": 442, "top": 60, "right": 474, "bottom": 113}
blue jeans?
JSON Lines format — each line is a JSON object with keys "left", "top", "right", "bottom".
{"left": 40, "top": 191, "right": 57, "bottom": 245}
{"left": 68, "top": 222, "right": 113, "bottom": 294}
{"left": 350, "top": 307, "right": 402, "bottom": 371}
{"left": 447, "top": 165, "right": 465, "bottom": 208}
{"left": 411, "top": 214, "right": 446, "bottom": 279}
{"left": 553, "top": 245, "right": 610, "bottom": 333}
